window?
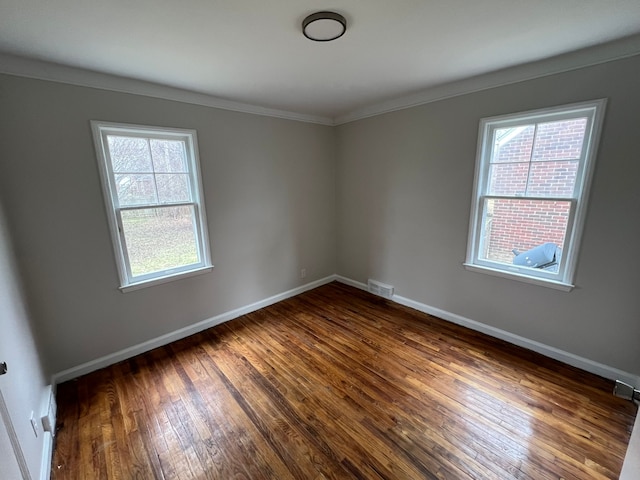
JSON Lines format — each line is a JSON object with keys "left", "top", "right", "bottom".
{"left": 464, "top": 100, "right": 606, "bottom": 291}
{"left": 92, "top": 121, "right": 212, "bottom": 291}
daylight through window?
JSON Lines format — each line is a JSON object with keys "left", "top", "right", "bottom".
{"left": 92, "top": 122, "right": 211, "bottom": 291}
{"left": 464, "top": 100, "right": 606, "bottom": 290}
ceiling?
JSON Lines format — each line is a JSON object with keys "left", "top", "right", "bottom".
{"left": 1, "top": 0, "right": 640, "bottom": 124}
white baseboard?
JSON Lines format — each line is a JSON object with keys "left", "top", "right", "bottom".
{"left": 620, "top": 413, "right": 640, "bottom": 480}
{"left": 334, "top": 275, "right": 640, "bottom": 385}
{"left": 333, "top": 275, "right": 367, "bottom": 291}
{"left": 52, "top": 275, "right": 337, "bottom": 384}
{"left": 52, "top": 272, "right": 639, "bottom": 386}
{"left": 39, "top": 385, "right": 55, "bottom": 480}
{"left": 40, "top": 432, "right": 52, "bottom": 480}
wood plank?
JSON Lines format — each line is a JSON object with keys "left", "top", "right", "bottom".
{"left": 51, "top": 282, "right": 637, "bottom": 479}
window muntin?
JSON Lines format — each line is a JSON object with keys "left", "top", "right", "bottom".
{"left": 92, "top": 122, "right": 211, "bottom": 291}
{"left": 465, "top": 100, "right": 606, "bottom": 290}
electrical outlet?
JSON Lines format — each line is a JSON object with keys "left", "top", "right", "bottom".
{"left": 300, "top": 268, "right": 307, "bottom": 279}
{"left": 30, "top": 411, "right": 39, "bottom": 438}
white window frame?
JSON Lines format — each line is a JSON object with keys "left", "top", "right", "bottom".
{"left": 464, "top": 99, "right": 607, "bottom": 291}
{"left": 91, "top": 121, "right": 212, "bottom": 292}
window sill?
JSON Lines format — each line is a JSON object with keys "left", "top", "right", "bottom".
{"left": 119, "top": 266, "right": 213, "bottom": 293}
{"left": 463, "top": 263, "right": 574, "bottom": 292}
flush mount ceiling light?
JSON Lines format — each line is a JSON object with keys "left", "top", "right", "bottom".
{"left": 302, "top": 11, "right": 347, "bottom": 42}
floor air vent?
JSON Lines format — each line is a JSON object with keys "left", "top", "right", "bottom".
{"left": 367, "top": 279, "right": 394, "bottom": 299}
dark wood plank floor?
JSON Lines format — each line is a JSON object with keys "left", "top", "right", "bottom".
{"left": 52, "top": 282, "right": 637, "bottom": 479}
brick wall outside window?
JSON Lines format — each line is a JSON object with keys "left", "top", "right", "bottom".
{"left": 482, "top": 119, "right": 586, "bottom": 264}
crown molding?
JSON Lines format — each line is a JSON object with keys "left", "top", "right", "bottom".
{"left": 2, "top": 34, "right": 640, "bottom": 127}
{"left": 334, "top": 33, "right": 640, "bottom": 125}
{"left": 0, "top": 53, "right": 334, "bottom": 126}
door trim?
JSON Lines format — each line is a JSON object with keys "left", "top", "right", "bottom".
{"left": 0, "top": 389, "right": 32, "bottom": 479}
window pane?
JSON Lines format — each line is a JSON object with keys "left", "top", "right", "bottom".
{"left": 480, "top": 198, "right": 570, "bottom": 267}
{"left": 156, "top": 174, "right": 191, "bottom": 203}
{"left": 150, "top": 139, "right": 188, "bottom": 173}
{"left": 526, "top": 160, "right": 579, "bottom": 198}
{"left": 492, "top": 125, "right": 534, "bottom": 163}
{"left": 488, "top": 163, "right": 528, "bottom": 196}
{"left": 107, "top": 136, "right": 153, "bottom": 172}
{"left": 114, "top": 174, "right": 158, "bottom": 206}
{"left": 121, "top": 206, "right": 199, "bottom": 277}
{"left": 531, "top": 118, "right": 587, "bottom": 161}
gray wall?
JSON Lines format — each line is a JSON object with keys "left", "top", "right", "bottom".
{"left": 336, "top": 55, "right": 640, "bottom": 376}
{"left": 0, "top": 54, "right": 638, "bottom": 382}
{"left": 0, "top": 75, "right": 337, "bottom": 374}
{"left": 0, "top": 200, "right": 49, "bottom": 480}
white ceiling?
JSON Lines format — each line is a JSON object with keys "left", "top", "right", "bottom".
{"left": 1, "top": 0, "right": 640, "bottom": 123}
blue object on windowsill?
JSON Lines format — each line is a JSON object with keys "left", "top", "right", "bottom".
{"left": 512, "top": 242, "right": 559, "bottom": 269}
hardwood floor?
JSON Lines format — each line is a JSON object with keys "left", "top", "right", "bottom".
{"left": 52, "top": 282, "right": 637, "bottom": 479}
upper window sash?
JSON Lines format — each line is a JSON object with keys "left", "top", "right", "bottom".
{"left": 98, "top": 129, "right": 199, "bottom": 210}
{"left": 476, "top": 106, "right": 599, "bottom": 200}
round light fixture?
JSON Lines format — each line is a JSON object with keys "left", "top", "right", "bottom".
{"left": 302, "top": 12, "right": 347, "bottom": 42}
